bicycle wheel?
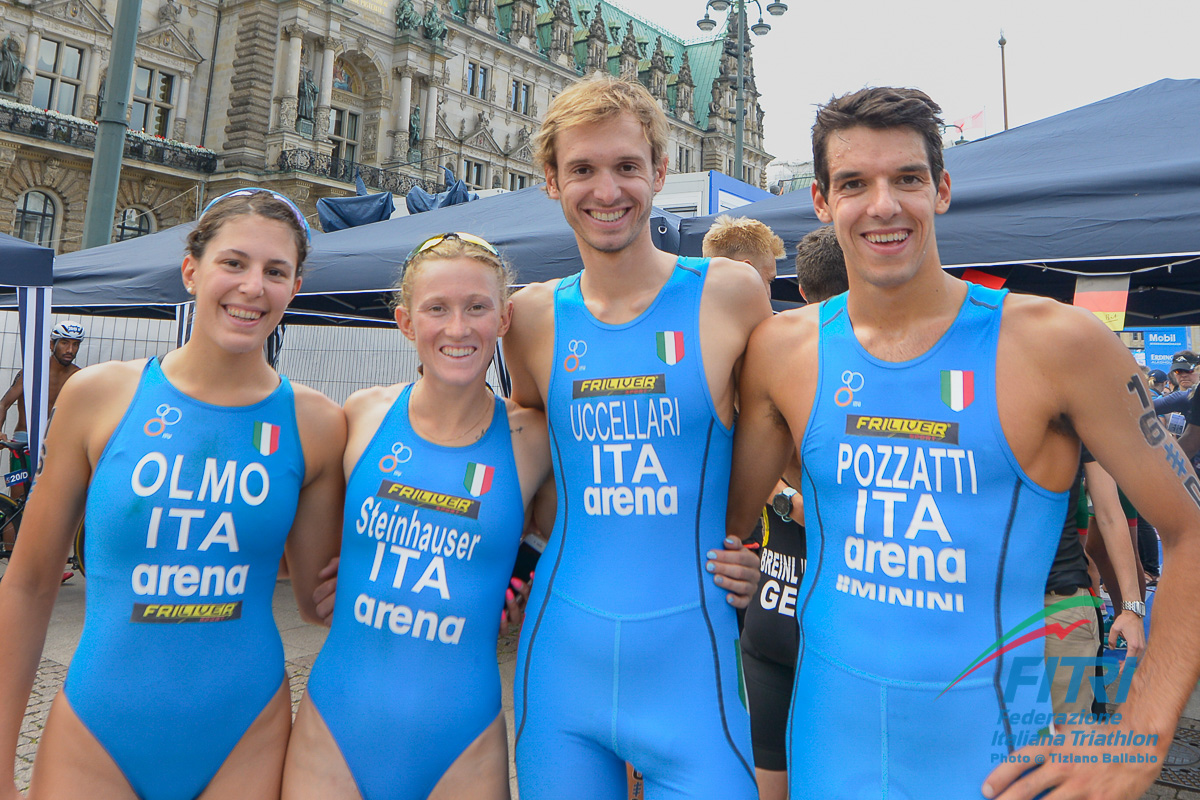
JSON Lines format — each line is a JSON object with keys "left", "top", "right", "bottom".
{"left": 0, "top": 494, "right": 20, "bottom": 559}
{"left": 73, "top": 521, "right": 86, "bottom": 576}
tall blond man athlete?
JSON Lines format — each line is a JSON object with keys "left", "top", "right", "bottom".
{"left": 728, "top": 86, "right": 1200, "bottom": 799}
{"left": 503, "top": 75, "right": 768, "bottom": 799}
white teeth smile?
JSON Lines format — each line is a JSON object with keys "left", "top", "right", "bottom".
{"left": 442, "top": 347, "right": 475, "bottom": 357}
{"left": 865, "top": 231, "right": 909, "bottom": 244}
{"left": 590, "top": 210, "right": 626, "bottom": 222}
{"left": 226, "top": 307, "right": 263, "bottom": 320}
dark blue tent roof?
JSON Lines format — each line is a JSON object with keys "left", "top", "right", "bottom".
{"left": 40, "top": 187, "right": 681, "bottom": 323}
{"left": 297, "top": 186, "right": 680, "bottom": 320}
{"left": 679, "top": 79, "right": 1200, "bottom": 320}
{"left": 0, "top": 232, "right": 53, "bottom": 287}
{"left": 52, "top": 223, "right": 194, "bottom": 308}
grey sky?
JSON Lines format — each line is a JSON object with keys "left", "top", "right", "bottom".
{"left": 636, "top": 0, "right": 1198, "bottom": 161}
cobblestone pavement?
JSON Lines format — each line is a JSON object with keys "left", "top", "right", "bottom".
{"left": 5, "top": 567, "right": 1197, "bottom": 799}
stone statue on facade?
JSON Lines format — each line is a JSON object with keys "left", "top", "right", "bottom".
{"left": 395, "top": 0, "right": 420, "bottom": 32}
{"left": 297, "top": 69, "right": 318, "bottom": 121}
{"left": 0, "top": 37, "right": 23, "bottom": 95}
{"left": 422, "top": 2, "right": 448, "bottom": 41}
{"left": 158, "top": 0, "right": 182, "bottom": 25}
{"left": 409, "top": 105, "right": 421, "bottom": 148}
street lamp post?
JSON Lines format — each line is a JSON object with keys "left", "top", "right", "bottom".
{"left": 998, "top": 31, "right": 1009, "bottom": 131}
{"left": 697, "top": 0, "right": 786, "bottom": 183}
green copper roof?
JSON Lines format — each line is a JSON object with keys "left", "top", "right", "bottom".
{"left": 533, "top": 0, "right": 727, "bottom": 129}
{"left": 449, "top": 1, "right": 735, "bottom": 130}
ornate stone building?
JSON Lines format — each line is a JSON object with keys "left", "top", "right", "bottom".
{"left": 0, "top": 0, "right": 771, "bottom": 253}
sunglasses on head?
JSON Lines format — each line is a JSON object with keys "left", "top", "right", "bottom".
{"left": 200, "top": 187, "right": 312, "bottom": 241}
{"left": 404, "top": 232, "right": 499, "bottom": 266}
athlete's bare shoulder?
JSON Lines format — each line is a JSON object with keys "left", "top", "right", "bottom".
{"left": 503, "top": 397, "right": 547, "bottom": 443}
{"left": 503, "top": 395, "right": 551, "bottom": 504}
{"left": 703, "top": 256, "right": 772, "bottom": 328}
{"left": 752, "top": 303, "right": 821, "bottom": 358}
{"left": 291, "top": 381, "right": 346, "bottom": 431}
{"left": 1000, "top": 291, "right": 1095, "bottom": 337}
{"left": 344, "top": 383, "right": 405, "bottom": 425}
{"left": 999, "top": 292, "right": 1120, "bottom": 390}
{"left": 52, "top": 359, "right": 149, "bottom": 460}
{"left": 60, "top": 359, "right": 147, "bottom": 404}
{"left": 509, "top": 280, "right": 558, "bottom": 335}
{"left": 505, "top": 281, "right": 561, "bottom": 410}
{"left": 744, "top": 304, "right": 822, "bottom": 427}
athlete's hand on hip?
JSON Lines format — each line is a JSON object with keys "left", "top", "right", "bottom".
{"left": 982, "top": 720, "right": 1166, "bottom": 800}
{"left": 312, "top": 556, "right": 339, "bottom": 625}
{"left": 707, "top": 536, "right": 760, "bottom": 609}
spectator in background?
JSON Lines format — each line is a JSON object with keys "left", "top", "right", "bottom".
{"left": 1147, "top": 368, "right": 1169, "bottom": 396}
{"left": 794, "top": 225, "right": 849, "bottom": 303}
{"left": 701, "top": 215, "right": 785, "bottom": 296}
{"left": 1168, "top": 351, "right": 1199, "bottom": 392}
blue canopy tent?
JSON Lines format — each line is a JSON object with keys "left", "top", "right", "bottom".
{"left": 0, "top": 232, "right": 54, "bottom": 474}
{"left": 679, "top": 79, "right": 1200, "bottom": 322}
{"left": 29, "top": 186, "right": 680, "bottom": 325}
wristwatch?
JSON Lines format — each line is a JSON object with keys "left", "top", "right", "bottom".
{"left": 1121, "top": 600, "right": 1146, "bottom": 617}
{"left": 772, "top": 487, "right": 797, "bottom": 520}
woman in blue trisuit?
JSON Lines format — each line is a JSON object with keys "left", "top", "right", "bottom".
{"left": 282, "top": 233, "right": 551, "bottom": 800}
{"left": 0, "top": 189, "right": 345, "bottom": 800}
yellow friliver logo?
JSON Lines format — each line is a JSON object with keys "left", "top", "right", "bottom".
{"left": 573, "top": 374, "right": 666, "bottom": 399}
{"left": 132, "top": 602, "right": 242, "bottom": 623}
{"left": 378, "top": 481, "right": 480, "bottom": 519}
{"left": 846, "top": 415, "right": 958, "bottom": 444}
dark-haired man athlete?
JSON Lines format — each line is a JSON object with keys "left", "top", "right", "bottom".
{"left": 728, "top": 86, "right": 1200, "bottom": 799}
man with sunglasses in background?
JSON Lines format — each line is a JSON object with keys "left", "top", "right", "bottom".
{"left": 501, "top": 75, "right": 768, "bottom": 798}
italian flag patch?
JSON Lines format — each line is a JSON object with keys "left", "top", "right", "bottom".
{"left": 656, "top": 331, "right": 685, "bottom": 366}
{"left": 464, "top": 462, "right": 495, "bottom": 497}
{"left": 253, "top": 421, "right": 280, "bottom": 456}
{"left": 941, "top": 370, "right": 975, "bottom": 412}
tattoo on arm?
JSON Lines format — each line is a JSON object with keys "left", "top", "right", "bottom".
{"left": 1127, "top": 375, "right": 1200, "bottom": 509}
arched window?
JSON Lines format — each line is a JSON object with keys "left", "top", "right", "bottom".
{"left": 115, "top": 207, "right": 153, "bottom": 241}
{"left": 14, "top": 190, "right": 56, "bottom": 247}
{"left": 328, "top": 58, "right": 364, "bottom": 166}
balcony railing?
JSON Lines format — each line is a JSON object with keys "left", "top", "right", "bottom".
{"left": 0, "top": 101, "right": 217, "bottom": 173}
{"left": 278, "top": 149, "right": 438, "bottom": 195}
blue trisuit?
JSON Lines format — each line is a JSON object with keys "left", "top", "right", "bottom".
{"left": 65, "top": 358, "right": 304, "bottom": 800}
{"left": 515, "top": 258, "right": 757, "bottom": 800}
{"left": 790, "top": 285, "right": 1067, "bottom": 798}
{"left": 306, "top": 385, "right": 524, "bottom": 800}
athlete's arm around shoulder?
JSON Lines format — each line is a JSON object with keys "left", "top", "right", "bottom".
{"left": 287, "top": 383, "right": 347, "bottom": 625}
{"left": 727, "top": 306, "right": 819, "bottom": 543}
{"left": 0, "top": 360, "right": 141, "bottom": 795}
{"left": 503, "top": 280, "right": 558, "bottom": 412}
{"left": 986, "top": 295, "right": 1200, "bottom": 799}
{"left": 700, "top": 256, "right": 773, "bottom": 426}
{"left": 505, "top": 398, "right": 550, "bottom": 509}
